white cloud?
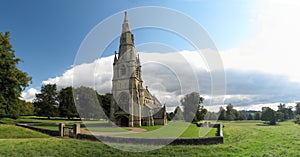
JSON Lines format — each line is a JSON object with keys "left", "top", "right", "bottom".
{"left": 43, "top": 51, "right": 215, "bottom": 107}
{"left": 222, "top": 0, "right": 300, "bottom": 82}
{"left": 21, "top": 88, "right": 39, "bottom": 102}
{"left": 41, "top": 0, "right": 300, "bottom": 110}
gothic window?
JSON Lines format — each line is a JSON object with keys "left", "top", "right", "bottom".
{"left": 118, "top": 92, "right": 129, "bottom": 112}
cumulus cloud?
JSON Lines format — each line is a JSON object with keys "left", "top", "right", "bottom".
{"left": 43, "top": 51, "right": 215, "bottom": 108}
{"left": 21, "top": 88, "right": 39, "bottom": 102}
{"left": 222, "top": 0, "right": 300, "bottom": 82}
{"left": 41, "top": 0, "right": 300, "bottom": 111}
{"left": 42, "top": 50, "right": 300, "bottom": 111}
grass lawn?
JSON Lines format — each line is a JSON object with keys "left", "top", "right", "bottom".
{"left": 0, "top": 116, "right": 83, "bottom": 124}
{"left": 1, "top": 120, "right": 300, "bottom": 156}
{"left": 0, "top": 124, "right": 49, "bottom": 138}
{"left": 115, "top": 121, "right": 217, "bottom": 138}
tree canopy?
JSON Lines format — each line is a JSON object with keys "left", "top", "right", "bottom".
{"left": 261, "top": 107, "right": 277, "bottom": 125}
{"left": 33, "top": 84, "right": 59, "bottom": 119}
{"left": 173, "top": 106, "right": 184, "bottom": 120}
{"left": 74, "top": 86, "right": 104, "bottom": 119}
{"left": 181, "top": 92, "right": 204, "bottom": 122}
{"left": 58, "top": 86, "right": 78, "bottom": 119}
{"left": 0, "top": 32, "right": 31, "bottom": 118}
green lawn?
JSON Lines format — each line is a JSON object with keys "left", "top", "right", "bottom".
{"left": 0, "top": 116, "right": 83, "bottom": 124}
{"left": 86, "top": 127, "right": 131, "bottom": 132}
{"left": 1, "top": 120, "right": 300, "bottom": 156}
{"left": 115, "top": 121, "right": 217, "bottom": 138}
{"left": 0, "top": 124, "right": 49, "bottom": 138}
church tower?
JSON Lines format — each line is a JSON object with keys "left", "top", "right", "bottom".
{"left": 110, "top": 12, "right": 167, "bottom": 127}
{"left": 110, "top": 12, "right": 143, "bottom": 127}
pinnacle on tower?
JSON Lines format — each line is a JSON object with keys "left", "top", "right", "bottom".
{"left": 113, "top": 51, "right": 118, "bottom": 65}
{"left": 122, "top": 11, "right": 131, "bottom": 33}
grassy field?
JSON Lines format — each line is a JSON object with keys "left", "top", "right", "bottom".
{"left": 0, "top": 116, "right": 83, "bottom": 124}
{"left": 6, "top": 117, "right": 216, "bottom": 137}
{"left": 1, "top": 120, "right": 300, "bottom": 156}
{"left": 0, "top": 124, "right": 49, "bottom": 138}
{"left": 116, "top": 121, "right": 217, "bottom": 138}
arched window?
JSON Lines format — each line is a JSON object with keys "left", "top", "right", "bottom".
{"left": 118, "top": 92, "right": 129, "bottom": 112}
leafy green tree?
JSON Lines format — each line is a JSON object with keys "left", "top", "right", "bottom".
{"left": 287, "top": 106, "right": 294, "bottom": 119}
{"left": 205, "top": 111, "right": 218, "bottom": 120}
{"left": 195, "top": 105, "right": 207, "bottom": 121}
{"left": 277, "top": 104, "right": 294, "bottom": 121}
{"left": 97, "top": 93, "right": 112, "bottom": 119}
{"left": 247, "top": 114, "right": 254, "bottom": 120}
{"left": 295, "top": 115, "right": 300, "bottom": 124}
{"left": 254, "top": 112, "right": 261, "bottom": 120}
{"left": 167, "top": 112, "right": 174, "bottom": 121}
{"left": 218, "top": 107, "right": 226, "bottom": 120}
{"left": 173, "top": 106, "right": 184, "bottom": 120}
{"left": 58, "top": 87, "right": 78, "bottom": 119}
{"left": 236, "top": 111, "right": 246, "bottom": 120}
{"left": 225, "top": 104, "right": 236, "bottom": 121}
{"left": 19, "top": 100, "right": 34, "bottom": 116}
{"left": 0, "top": 32, "right": 32, "bottom": 118}
{"left": 74, "top": 86, "right": 103, "bottom": 119}
{"left": 33, "top": 84, "right": 59, "bottom": 119}
{"left": 261, "top": 107, "right": 277, "bottom": 125}
{"left": 181, "top": 92, "right": 204, "bottom": 122}
{"left": 295, "top": 103, "right": 300, "bottom": 115}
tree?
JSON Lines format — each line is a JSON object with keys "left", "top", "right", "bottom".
{"left": 97, "top": 93, "right": 112, "bottom": 119}
{"left": 167, "top": 112, "right": 174, "bottom": 121}
{"left": 261, "top": 107, "right": 277, "bottom": 125}
{"left": 74, "top": 86, "right": 103, "bottom": 119}
{"left": 19, "top": 100, "right": 34, "bottom": 116}
{"left": 287, "top": 106, "right": 294, "bottom": 119}
{"left": 173, "top": 106, "right": 184, "bottom": 120}
{"left": 277, "top": 104, "right": 294, "bottom": 121}
{"left": 33, "top": 84, "right": 59, "bottom": 119}
{"left": 205, "top": 111, "right": 218, "bottom": 120}
{"left": 195, "top": 105, "right": 207, "bottom": 121}
{"left": 181, "top": 92, "right": 204, "bottom": 122}
{"left": 236, "top": 111, "right": 246, "bottom": 120}
{"left": 247, "top": 114, "right": 254, "bottom": 120}
{"left": 295, "top": 103, "right": 300, "bottom": 115}
{"left": 58, "top": 87, "right": 78, "bottom": 119}
{"left": 0, "top": 32, "right": 31, "bottom": 118}
{"left": 218, "top": 107, "right": 226, "bottom": 120}
{"left": 254, "top": 112, "right": 261, "bottom": 120}
{"left": 295, "top": 115, "right": 300, "bottom": 124}
{"left": 225, "top": 104, "right": 236, "bottom": 121}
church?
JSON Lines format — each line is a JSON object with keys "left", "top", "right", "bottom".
{"left": 109, "top": 12, "right": 167, "bottom": 127}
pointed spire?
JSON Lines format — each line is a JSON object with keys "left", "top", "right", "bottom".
{"left": 124, "top": 11, "right": 128, "bottom": 23}
{"left": 113, "top": 51, "right": 118, "bottom": 65}
{"left": 137, "top": 54, "right": 141, "bottom": 65}
{"left": 122, "top": 11, "right": 131, "bottom": 33}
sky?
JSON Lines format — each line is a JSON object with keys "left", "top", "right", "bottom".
{"left": 2, "top": 0, "right": 300, "bottom": 111}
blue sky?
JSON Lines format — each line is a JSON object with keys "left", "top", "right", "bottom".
{"left": 4, "top": 0, "right": 300, "bottom": 111}
{"left": 1, "top": 0, "right": 256, "bottom": 90}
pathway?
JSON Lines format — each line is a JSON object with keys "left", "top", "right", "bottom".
{"left": 80, "top": 127, "right": 146, "bottom": 136}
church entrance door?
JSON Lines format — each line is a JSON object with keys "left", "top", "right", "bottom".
{"left": 119, "top": 116, "right": 129, "bottom": 127}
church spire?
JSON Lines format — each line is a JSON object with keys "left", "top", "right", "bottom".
{"left": 118, "top": 12, "right": 136, "bottom": 61}
{"left": 122, "top": 11, "right": 131, "bottom": 33}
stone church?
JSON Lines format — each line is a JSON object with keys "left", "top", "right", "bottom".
{"left": 110, "top": 12, "right": 167, "bottom": 127}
